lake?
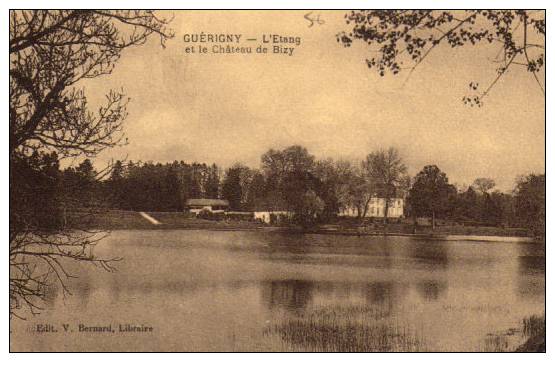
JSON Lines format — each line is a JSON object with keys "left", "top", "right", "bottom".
{"left": 10, "top": 230, "right": 545, "bottom": 352}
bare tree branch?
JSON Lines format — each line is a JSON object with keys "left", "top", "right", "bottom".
{"left": 338, "top": 10, "right": 545, "bottom": 105}
{"left": 10, "top": 10, "right": 174, "bottom": 319}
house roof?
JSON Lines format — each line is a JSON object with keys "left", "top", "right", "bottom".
{"left": 185, "top": 198, "right": 229, "bottom": 207}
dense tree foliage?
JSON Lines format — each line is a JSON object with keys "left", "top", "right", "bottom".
{"left": 407, "top": 166, "right": 529, "bottom": 230}
{"left": 104, "top": 161, "right": 222, "bottom": 212}
{"left": 221, "top": 165, "right": 244, "bottom": 211}
{"left": 407, "top": 165, "right": 454, "bottom": 228}
{"left": 515, "top": 174, "right": 545, "bottom": 238}
{"left": 14, "top": 143, "right": 544, "bottom": 255}
{"left": 42, "top": 146, "right": 543, "bottom": 239}
{"left": 473, "top": 178, "right": 496, "bottom": 194}
{"left": 10, "top": 151, "right": 63, "bottom": 231}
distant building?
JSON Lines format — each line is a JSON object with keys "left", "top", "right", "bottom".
{"left": 339, "top": 197, "right": 404, "bottom": 219}
{"left": 185, "top": 198, "right": 230, "bottom": 214}
{"left": 254, "top": 211, "right": 292, "bottom": 224}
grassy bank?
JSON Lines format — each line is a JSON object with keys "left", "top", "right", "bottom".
{"left": 480, "top": 314, "right": 545, "bottom": 352}
{"left": 263, "top": 308, "right": 545, "bottom": 352}
{"left": 263, "top": 306, "right": 425, "bottom": 352}
{"left": 516, "top": 315, "right": 545, "bottom": 352}
{"left": 68, "top": 210, "right": 264, "bottom": 230}
{"left": 68, "top": 210, "right": 531, "bottom": 239}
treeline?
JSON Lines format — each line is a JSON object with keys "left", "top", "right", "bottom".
{"left": 107, "top": 161, "right": 220, "bottom": 211}
{"left": 11, "top": 145, "right": 545, "bottom": 236}
{"left": 406, "top": 166, "right": 544, "bottom": 235}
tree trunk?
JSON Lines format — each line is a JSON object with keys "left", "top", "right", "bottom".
{"left": 360, "top": 197, "right": 370, "bottom": 221}
{"left": 384, "top": 198, "right": 389, "bottom": 224}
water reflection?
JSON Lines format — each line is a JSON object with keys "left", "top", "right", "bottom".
{"left": 106, "top": 277, "right": 255, "bottom": 300}
{"left": 365, "top": 281, "right": 395, "bottom": 305}
{"left": 260, "top": 233, "right": 453, "bottom": 271}
{"left": 259, "top": 279, "right": 412, "bottom": 318}
{"left": 409, "top": 242, "right": 449, "bottom": 270}
{"left": 42, "top": 283, "right": 60, "bottom": 306}
{"left": 518, "top": 255, "right": 545, "bottom": 274}
{"left": 415, "top": 280, "right": 447, "bottom": 301}
{"left": 10, "top": 230, "right": 546, "bottom": 352}
{"left": 73, "top": 281, "right": 92, "bottom": 309}
{"left": 515, "top": 245, "right": 545, "bottom": 300}
{"left": 109, "top": 278, "right": 121, "bottom": 304}
{"left": 261, "top": 280, "right": 314, "bottom": 313}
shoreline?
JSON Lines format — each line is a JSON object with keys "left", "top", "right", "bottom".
{"left": 70, "top": 211, "right": 539, "bottom": 243}
{"left": 171, "top": 228, "right": 538, "bottom": 244}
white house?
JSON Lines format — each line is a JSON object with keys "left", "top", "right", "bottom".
{"left": 339, "top": 197, "right": 404, "bottom": 218}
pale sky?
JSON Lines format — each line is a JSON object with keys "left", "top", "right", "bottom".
{"left": 81, "top": 11, "right": 545, "bottom": 192}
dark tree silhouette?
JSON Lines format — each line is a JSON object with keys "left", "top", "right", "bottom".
{"left": 10, "top": 10, "right": 174, "bottom": 319}
{"left": 407, "top": 165, "right": 453, "bottom": 229}
{"left": 338, "top": 10, "right": 545, "bottom": 106}
{"left": 205, "top": 164, "right": 221, "bottom": 199}
{"left": 222, "top": 165, "right": 244, "bottom": 211}
{"left": 514, "top": 174, "right": 545, "bottom": 239}
{"left": 473, "top": 178, "right": 496, "bottom": 194}
{"left": 261, "top": 145, "right": 316, "bottom": 212}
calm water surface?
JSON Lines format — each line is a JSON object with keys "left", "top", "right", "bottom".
{"left": 10, "top": 230, "right": 545, "bottom": 351}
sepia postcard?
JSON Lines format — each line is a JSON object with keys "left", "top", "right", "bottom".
{"left": 8, "top": 9, "right": 545, "bottom": 353}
